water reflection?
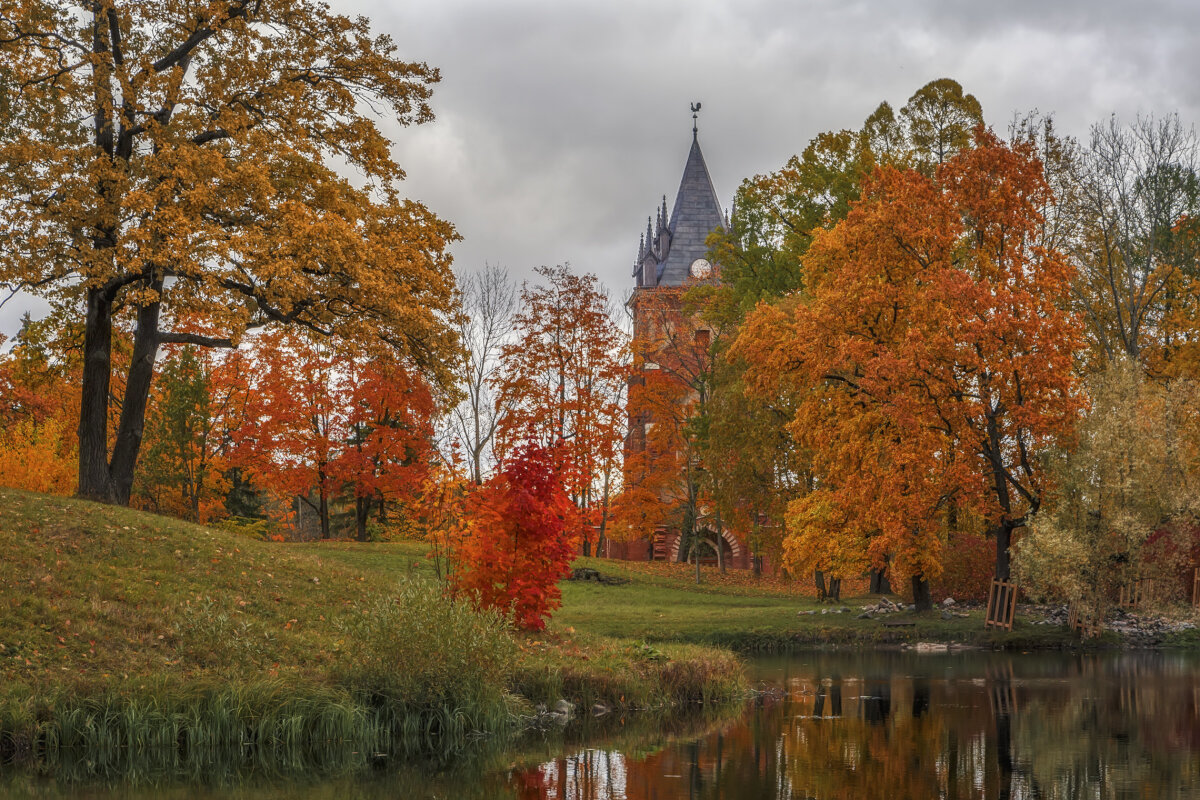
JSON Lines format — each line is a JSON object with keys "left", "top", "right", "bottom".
{"left": 4, "top": 652, "right": 1198, "bottom": 799}
{"left": 508, "top": 651, "right": 1200, "bottom": 800}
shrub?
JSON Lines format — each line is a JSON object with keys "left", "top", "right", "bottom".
{"left": 450, "top": 442, "right": 577, "bottom": 630}
{"left": 337, "top": 578, "right": 517, "bottom": 720}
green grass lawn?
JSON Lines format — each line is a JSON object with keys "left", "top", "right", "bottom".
{"left": 554, "top": 556, "right": 1004, "bottom": 650}
{"left": 298, "top": 536, "right": 1113, "bottom": 650}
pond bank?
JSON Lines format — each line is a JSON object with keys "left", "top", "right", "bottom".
{"left": 0, "top": 489, "right": 744, "bottom": 776}
{"left": 9, "top": 650, "right": 1200, "bottom": 798}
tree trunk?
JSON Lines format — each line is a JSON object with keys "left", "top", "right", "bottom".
{"left": 993, "top": 520, "right": 1015, "bottom": 581}
{"left": 318, "top": 486, "right": 331, "bottom": 540}
{"left": 911, "top": 573, "right": 933, "bottom": 611}
{"left": 582, "top": 537, "right": 591, "bottom": 558}
{"left": 869, "top": 566, "right": 891, "bottom": 594}
{"left": 78, "top": 287, "right": 116, "bottom": 501}
{"left": 107, "top": 290, "right": 164, "bottom": 504}
{"left": 984, "top": 408, "right": 1020, "bottom": 582}
{"left": 715, "top": 512, "right": 726, "bottom": 573}
{"left": 77, "top": 278, "right": 166, "bottom": 506}
{"left": 694, "top": 540, "right": 702, "bottom": 585}
{"left": 814, "top": 569, "right": 827, "bottom": 601}
{"left": 355, "top": 495, "right": 371, "bottom": 542}
{"left": 596, "top": 478, "right": 610, "bottom": 557}
{"left": 828, "top": 577, "right": 841, "bottom": 603}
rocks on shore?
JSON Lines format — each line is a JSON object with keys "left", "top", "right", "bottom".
{"left": 1027, "top": 603, "right": 1197, "bottom": 645}
{"left": 799, "top": 606, "right": 853, "bottom": 616}
{"left": 532, "top": 698, "right": 578, "bottom": 727}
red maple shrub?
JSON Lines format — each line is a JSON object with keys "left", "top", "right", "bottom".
{"left": 451, "top": 442, "right": 577, "bottom": 630}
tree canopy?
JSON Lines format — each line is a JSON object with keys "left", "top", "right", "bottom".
{"left": 0, "top": 1, "right": 459, "bottom": 503}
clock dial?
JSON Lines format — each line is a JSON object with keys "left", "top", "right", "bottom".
{"left": 690, "top": 258, "right": 713, "bottom": 279}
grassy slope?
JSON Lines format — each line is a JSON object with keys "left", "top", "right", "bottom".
{"left": 0, "top": 489, "right": 741, "bottom": 713}
{"left": 0, "top": 489, "right": 378, "bottom": 688}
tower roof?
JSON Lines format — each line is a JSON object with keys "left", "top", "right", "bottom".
{"left": 657, "top": 135, "right": 726, "bottom": 286}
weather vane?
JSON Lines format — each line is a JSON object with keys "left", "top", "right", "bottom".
{"left": 691, "top": 101, "right": 702, "bottom": 137}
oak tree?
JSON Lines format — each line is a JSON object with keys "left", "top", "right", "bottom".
{"left": 736, "top": 130, "right": 1085, "bottom": 597}
{"left": 0, "top": 1, "right": 459, "bottom": 504}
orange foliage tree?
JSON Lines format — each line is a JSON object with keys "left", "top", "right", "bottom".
{"left": 494, "top": 265, "right": 627, "bottom": 556}
{"left": 232, "top": 331, "right": 342, "bottom": 538}
{"left": 0, "top": 1, "right": 458, "bottom": 505}
{"left": 331, "top": 355, "right": 435, "bottom": 541}
{"left": 0, "top": 318, "right": 81, "bottom": 495}
{"left": 736, "top": 130, "right": 1085, "bottom": 605}
{"left": 450, "top": 442, "right": 576, "bottom": 630}
{"left": 232, "top": 330, "right": 435, "bottom": 539}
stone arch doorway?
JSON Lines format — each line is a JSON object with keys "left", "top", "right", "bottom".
{"left": 669, "top": 527, "right": 742, "bottom": 565}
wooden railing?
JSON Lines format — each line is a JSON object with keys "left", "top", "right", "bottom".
{"left": 985, "top": 579, "right": 1018, "bottom": 631}
{"left": 1068, "top": 604, "right": 1103, "bottom": 639}
{"left": 1118, "top": 578, "right": 1154, "bottom": 609}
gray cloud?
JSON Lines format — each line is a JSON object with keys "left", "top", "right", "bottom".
{"left": 4, "top": 0, "right": 1199, "bottom": 336}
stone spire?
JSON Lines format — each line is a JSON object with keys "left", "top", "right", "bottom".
{"left": 631, "top": 109, "right": 726, "bottom": 287}
{"left": 654, "top": 132, "right": 726, "bottom": 286}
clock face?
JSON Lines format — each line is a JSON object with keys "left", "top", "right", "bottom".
{"left": 690, "top": 258, "right": 713, "bottom": 279}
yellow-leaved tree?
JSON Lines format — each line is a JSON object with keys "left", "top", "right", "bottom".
{"left": 1015, "top": 359, "right": 1200, "bottom": 619}
{"left": 0, "top": 1, "right": 459, "bottom": 504}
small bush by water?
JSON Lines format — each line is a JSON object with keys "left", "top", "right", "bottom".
{"left": 335, "top": 579, "right": 519, "bottom": 748}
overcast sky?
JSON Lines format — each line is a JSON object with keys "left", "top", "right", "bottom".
{"left": 4, "top": 0, "right": 1200, "bottom": 338}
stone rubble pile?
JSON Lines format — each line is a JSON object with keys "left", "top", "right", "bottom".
{"left": 859, "top": 597, "right": 906, "bottom": 615}
{"left": 1028, "top": 603, "right": 1197, "bottom": 645}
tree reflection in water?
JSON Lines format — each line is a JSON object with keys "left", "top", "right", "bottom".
{"left": 506, "top": 651, "right": 1200, "bottom": 800}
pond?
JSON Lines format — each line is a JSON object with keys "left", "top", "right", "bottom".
{"left": 4, "top": 650, "right": 1199, "bottom": 799}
